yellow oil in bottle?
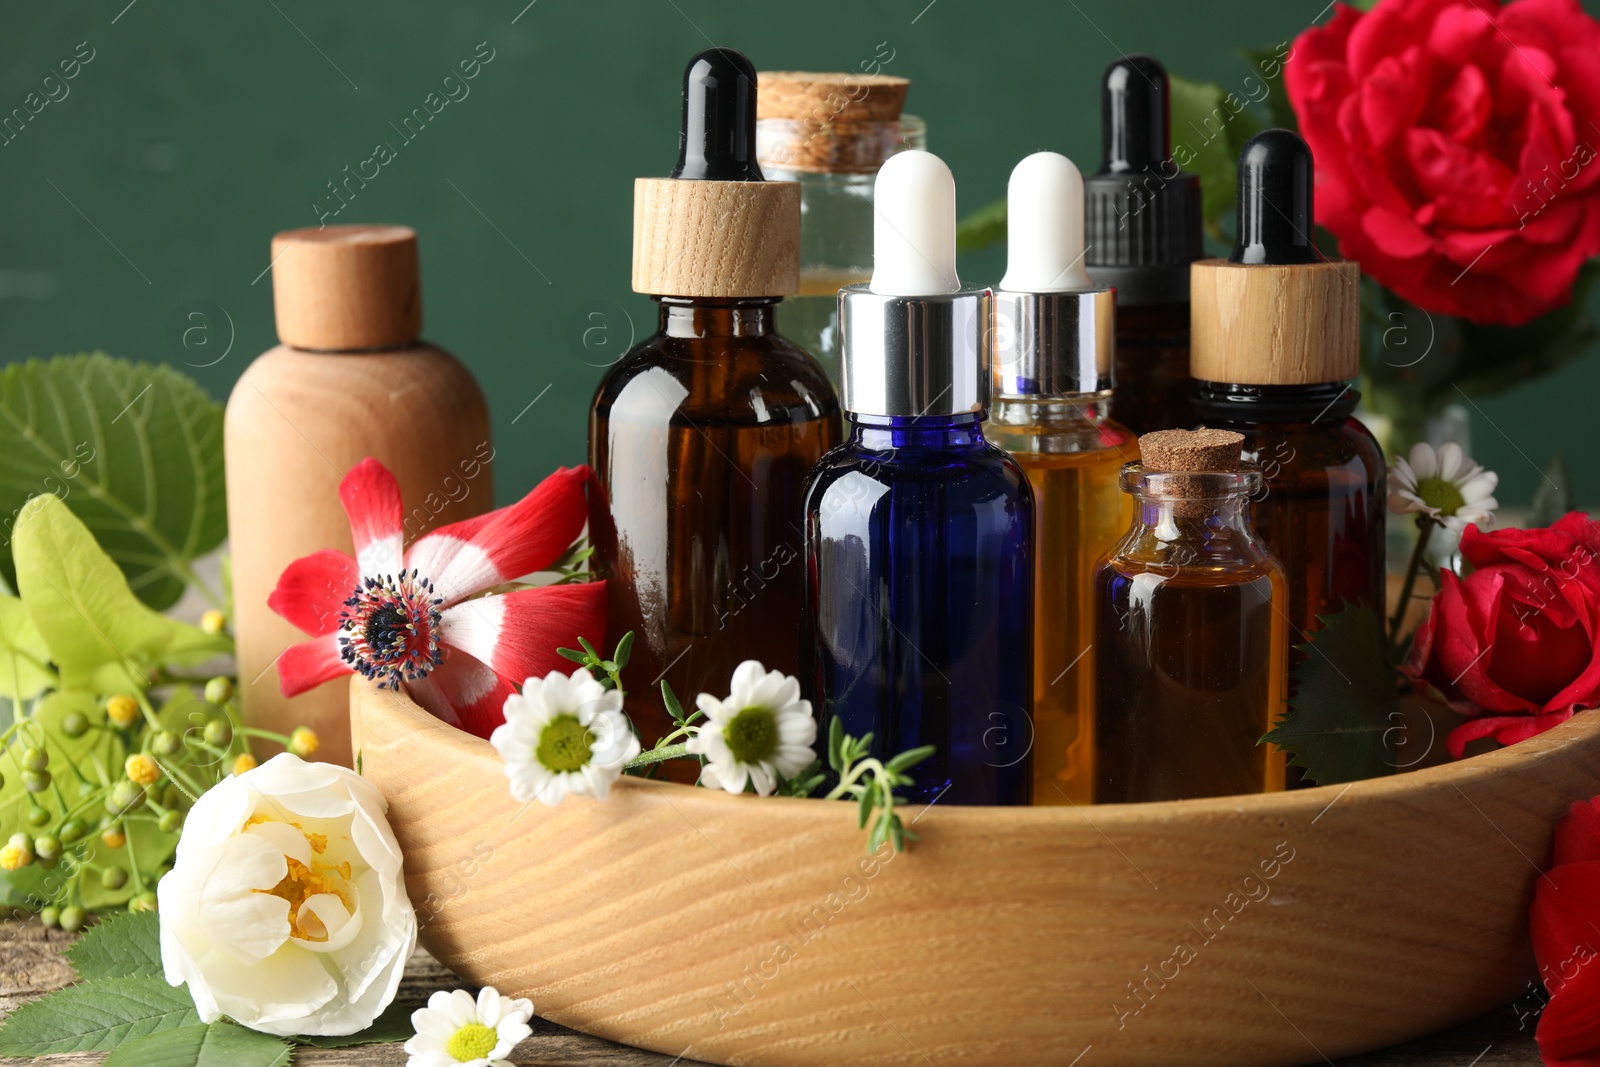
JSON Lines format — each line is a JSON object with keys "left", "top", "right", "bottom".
{"left": 989, "top": 398, "right": 1135, "bottom": 804}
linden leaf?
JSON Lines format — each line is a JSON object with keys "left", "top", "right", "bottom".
{"left": 1263, "top": 602, "right": 1398, "bottom": 785}
{"left": 0, "top": 976, "right": 200, "bottom": 1056}
{"left": 102, "top": 1023, "right": 292, "bottom": 1067}
{"left": 0, "top": 592, "right": 54, "bottom": 702}
{"left": 64, "top": 909, "right": 162, "bottom": 981}
{"left": 0, "top": 354, "right": 226, "bottom": 610}
{"left": 12, "top": 494, "right": 229, "bottom": 693}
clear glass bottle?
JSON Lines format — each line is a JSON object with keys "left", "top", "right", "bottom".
{"left": 1093, "top": 431, "right": 1288, "bottom": 803}
{"left": 757, "top": 71, "right": 926, "bottom": 381}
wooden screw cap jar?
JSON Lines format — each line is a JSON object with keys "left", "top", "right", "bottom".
{"left": 226, "top": 224, "right": 490, "bottom": 767}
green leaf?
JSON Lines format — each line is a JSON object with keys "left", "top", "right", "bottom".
{"left": 0, "top": 354, "right": 226, "bottom": 610}
{"left": 81, "top": 811, "right": 181, "bottom": 912}
{"left": 0, "top": 976, "right": 200, "bottom": 1055}
{"left": 1238, "top": 44, "right": 1300, "bottom": 133}
{"left": 12, "top": 494, "right": 229, "bottom": 693}
{"left": 660, "top": 680, "right": 685, "bottom": 724}
{"left": 0, "top": 592, "right": 55, "bottom": 701}
{"left": 855, "top": 782, "right": 873, "bottom": 829}
{"left": 1263, "top": 603, "right": 1397, "bottom": 785}
{"left": 1529, "top": 453, "right": 1572, "bottom": 528}
{"left": 556, "top": 646, "right": 588, "bottom": 664}
{"left": 1168, "top": 75, "right": 1264, "bottom": 242}
{"left": 104, "top": 1023, "right": 293, "bottom": 1067}
{"left": 885, "top": 745, "right": 935, "bottom": 776}
{"left": 955, "top": 196, "right": 1007, "bottom": 255}
{"left": 295, "top": 999, "right": 418, "bottom": 1047}
{"left": 65, "top": 910, "right": 162, "bottom": 981}
{"left": 613, "top": 630, "right": 634, "bottom": 670}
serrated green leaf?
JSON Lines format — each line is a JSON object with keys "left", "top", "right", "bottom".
{"left": 104, "top": 1023, "right": 292, "bottom": 1067}
{"left": 0, "top": 354, "right": 226, "bottom": 610}
{"left": 65, "top": 910, "right": 162, "bottom": 981}
{"left": 12, "top": 495, "right": 230, "bottom": 693}
{"left": 1263, "top": 603, "right": 1397, "bottom": 785}
{"left": 955, "top": 196, "right": 1007, "bottom": 255}
{"left": 1169, "top": 75, "right": 1265, "bottom": 242}
{"left": 294, "top": 999, "right": 417, "bottom": 1048}
{"left": 0, "top": 976, "right": 200, "bottom": 1056}
{"left": 0, "top": 593, "right": 54, "bottom": 701}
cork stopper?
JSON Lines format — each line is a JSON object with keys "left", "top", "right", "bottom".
{"left": 756, "top": 72, "right": 913, "bottom": 174}
{"left": 1139, "top": 428, "right": 1244, "bottom": 473}
{"left": 757, "top": 73, "right": 909, "bottom": 123}
{"left": 1189, "top": 258, "right": 1359, "bottom": 385}
{"left": 271, "top": 225, "right": 421, "bottom": 351}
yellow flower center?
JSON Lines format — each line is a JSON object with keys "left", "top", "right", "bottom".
{"left": 248, "top": 818, "right": 353, "bottom": 941}
{"left": 536, "top": 714, "right": 594, "bottom": 773}
{"left": 446, "top": 1022, "right": 499, "bottom": 1062}
{"left": 0, "top": 844, "right": 30, "bottom": 871}
{"left": 1415, "top": 476, "right": 1465, "bottom": 516}
{"left": 125, "top": 753, "right": 161, "bottom": 786}
{"left": 724, "top": 706, "right": 778, "bottom": 765}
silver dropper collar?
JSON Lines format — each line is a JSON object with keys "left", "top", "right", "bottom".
{"left": 990, "top": 287, "right": 1116, "bottom": 400}
{"left": 837, "top": 285, "right": 992, "bottom": 417}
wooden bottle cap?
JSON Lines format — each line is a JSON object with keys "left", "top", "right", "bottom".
{"left": 1189, "top": 258, "right": 1359, "bottom": 385}
{"left": 632, "top": 178, "right": 800, "bottom": 297}
{"left": 271, "top": 224, "right": 422, "bottom": 350}
{"left": 1139, "top": 428, "right": 1244, "bottom": 473}
{"left": 756, "top": 72, "right": 910, "bottom": 123}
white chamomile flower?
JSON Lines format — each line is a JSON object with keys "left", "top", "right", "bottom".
{"left": 405, "top": 986, "right": 533, "bottom": 1067}
{"left": 1388, "top": 441, "right": 1499, "bottom": 532}
{"left": 490, "top": 669, "right": 639, "bottom": 807}
{"left": 687, "top": 660, "right": 818, "bottom": 797}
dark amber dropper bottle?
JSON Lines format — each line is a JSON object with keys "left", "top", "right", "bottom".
{"left": 588, "top": 48, "right": 841, "bottom": 762}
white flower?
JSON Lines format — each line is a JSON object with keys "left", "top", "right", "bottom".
{"left": 158, "top": 754, "right": 416, "bottom": 1037}
{"left": 490, "top": 669, "right": 640, "bottom": 807}
{"left": 1389, "top": 442, "right": 1499, "bottom": 532}
{"left": 405, "top": 986, "right": 533, "bottom": 1067}
{"left": 686, "top": 660, "right": 817, "bottom": 797}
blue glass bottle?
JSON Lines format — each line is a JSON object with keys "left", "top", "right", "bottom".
{"left": 801, "top": 149, "right": 1034, "bottom": 806}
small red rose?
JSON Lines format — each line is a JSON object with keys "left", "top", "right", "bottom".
{"left": 1286, "top": 0, "right": 1600, "bottom": 325}
{"left": 1403, "top": 511, "right": 1600, "bottom": 755}
{"left": 1531, "top": 796, "right": 1600, "bottom": 1065}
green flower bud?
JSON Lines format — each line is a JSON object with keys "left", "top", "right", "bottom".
{"left": 39, "top": 906, "right": 59, "bottom": 929}
{"left": 128, "top": 892, "right": 157, "bottom": 913}
{"left": 151, "top": 730, "right": 182, "bottom": 756}
{"left": 100, "top": 867, "right": 128, "bottom": 890}
{"left": 21, "top": 747, "right": 48, "bottom": 772}
{"left": 58, "top": 905, "right": 86, "bottom": 933}
{"left": 204, "top": 677, "right": 234, "bottom": 705}
{"left": 26, "top": 805, "right": 51, "bottom": 829}
{"left": 158, "top": 810, "right": 182, "bottom": 834}
{"left": 106, "top": 779, "right": 145, "bottom": 815}
{"left": 60, "top": 711, "right": 90, "bottom": 739}
{"left": 203, "top": 717, "right": 233, "bottom": 748}
{"left": 22, "top": 770, "right": 51, "bottom": 794}
{"left": 58, "top": 819, "right": 86, "bottom": 843}
{"left": 33, "top": 836, "right": 60, "bottom": 862}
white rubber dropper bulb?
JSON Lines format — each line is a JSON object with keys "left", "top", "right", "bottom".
{"left": 870, "top": 150, "right": 960, "bottom": 297}
{"left": 1000, "top": 151, "right": 1091, "bottom": 292}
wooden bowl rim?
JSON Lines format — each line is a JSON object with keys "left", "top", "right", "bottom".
{"left": 354, "top": 678, "right": 1600, "bottom": 824}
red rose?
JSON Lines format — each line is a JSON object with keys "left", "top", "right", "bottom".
{"left": 1286, "top": 0, "right": 1600, "bottom": 325}
{"left": 1403, "top": 511, "right": 1600, "bottom": 755}
{"left": 1531, "top": 796, "right": 1600, "bottom": 1065}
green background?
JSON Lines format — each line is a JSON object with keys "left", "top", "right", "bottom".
{"left": 3, "top": 0, "right": 1596, "bottom": 507}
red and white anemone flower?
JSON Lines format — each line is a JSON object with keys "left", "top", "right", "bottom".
{"left": 268, "top": 458, "right": 606, "bottom": 738}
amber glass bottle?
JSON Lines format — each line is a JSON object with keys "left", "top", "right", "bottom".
{"left": 1190, "top": 131, "right": 1384, "bottom": 673}
{"left": 588, "top": 48, "right": 840, "bottom": 756}
{"left": 1094, "top": 430, "right": 1288, "bottom": 803}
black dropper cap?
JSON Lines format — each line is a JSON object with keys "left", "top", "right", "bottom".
{"left": 1083, "top": 55, "right": 1203, "bottom": 306}
{"left": 1230, "top": 129, "right": 1318, "bottom": 265}
{"left": 671, "top": 47, "right": 763, "bottom": 182}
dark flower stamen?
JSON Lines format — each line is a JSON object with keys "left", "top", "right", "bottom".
{"left": 337, "top": 568, "right": 444, "bottom": 690}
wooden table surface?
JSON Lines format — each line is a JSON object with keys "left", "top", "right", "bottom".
{"left": 0, "top": 919, "right": 1544, "bottom": 1066}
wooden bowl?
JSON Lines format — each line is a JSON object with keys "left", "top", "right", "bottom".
{"left": 350, "top": 677, "right": 1600, "bottom": 1067}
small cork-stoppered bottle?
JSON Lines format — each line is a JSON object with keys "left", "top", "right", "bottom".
{"left": 985, "top": 152, "right": 1135, "bottom": 806}
{"left": 227, "top": 225, "right": 491, "bottom": 766}
{"left": 588, "top": 48, "right": 840, "bottom": 760}
{"left": 1084, "top": 56, "right": 1203, "bottom": 435}
{"left": 804, "top": 150, "right": 1034, "bottom": 806}
{"left": 756, "top": 70, "right": 926, "bottom": 380}
{"left": 1093, "top": 429, "right": 1288, "bottom": 803}
{"left": 1189, "top": 131, "right": 1385, "bottom": 681}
